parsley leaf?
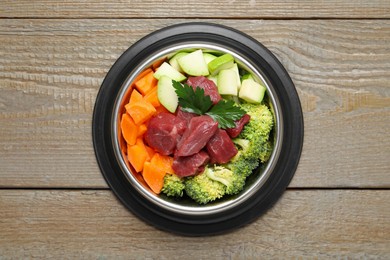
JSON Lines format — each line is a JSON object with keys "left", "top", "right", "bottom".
{"left": 206, "top": 100, "right": 246, "bottom": 129}
{"left": 172, "top": 80, "right": 246, "bottom": 129}
{"left": 172, "top": 80, "right": 213, "bottom": 115}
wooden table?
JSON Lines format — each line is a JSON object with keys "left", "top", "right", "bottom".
{"left": 1, "top": 1, "right": 389, "bottom": 258}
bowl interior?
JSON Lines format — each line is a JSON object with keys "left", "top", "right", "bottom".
{"left": 112, "top": 43, "right": 283, "bottom": 216}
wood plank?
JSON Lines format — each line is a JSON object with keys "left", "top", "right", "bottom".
{"left": 1, "top": 0, "right": 390, "bottom": 18}
{"left": 0, "top": 189, "right": 388, "bottom": 258}
{"left": 0, "top": 19, "right": 389, "bottom": 188}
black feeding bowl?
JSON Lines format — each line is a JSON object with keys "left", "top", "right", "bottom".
{"left": 92, "top": 22, "right": 303, "bottom": 236}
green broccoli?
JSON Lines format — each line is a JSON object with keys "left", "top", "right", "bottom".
{"left": 259, "top": 140, "right": 273, "bottom": 163}
{"left": 184, "top": 171, "right": 226, "bottom": 204}
{"left": 161, "top": 102, "right": 275, "bottom": 205}
{"left": 239, "top": 103, "right": 274, "bottom": 141}
{"left": 183, "top": 165, "right": 247, "bottom": 204}
{"left": 227, "top": 103, "right": 274, "bottom": 177}
{"left": 205, "top": 165, "right": 246, "bottom": 195}
{"left": 161, "top": 174, "right": 185, "bottom": 198}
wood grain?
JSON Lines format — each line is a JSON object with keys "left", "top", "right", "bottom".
{"left": 0, "top": 189, "right": 388, "bottom": 258}
{"left": 0, "top": 19, "right": 389, "bottom": 188}
{"left": 1, "top": 0, "right": 389, "bottom": 258}
{"left": 1, "top": 0, "right": 390, "bottom": 18}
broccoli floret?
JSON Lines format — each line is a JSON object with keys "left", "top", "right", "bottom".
{"left": 259, "top": 140, "right": 273, "bottom": 163}
{"left": 184, "top": 172, "right": 226, "bottom": 204}
{"left": 205, "top": 165, "right": 246, "bottom": 195}
{"left": 239, "top": 103, "right": 274, "bottom": 142}
{"left": 161, "top": 174, "right": 185, "bottom": 198}
{"left": 227, "top": 103, "right": 274, "bottom": 177}
{"left": 184, "top": 165, "right": 246, "bottom": 204}
{"left": 227, "top": 154, "right": 259, "bottom": 178}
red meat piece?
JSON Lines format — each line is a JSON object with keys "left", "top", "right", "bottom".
{"left": 172, "top": 151, "right": 210, "bottom": 177}
{"left": 206, "top": 129, "right": 238, "bottom": 164}
{"left": 176, "top": 107, "right": 196, "bottom": 125}
{"left": 176, "top": 115, "right": 218, "bottom": 157}
{"left": 226, "top": 114, "right": 251, "bottom": 138}
{"left": 144, "top": 112, "right": 187, "bottom": 155}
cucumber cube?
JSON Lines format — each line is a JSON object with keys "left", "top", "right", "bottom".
{"left": 208, "top": 53, "right": 235, "bottom": 75}
{"left": 153, "top": 62, "right": 186, "bottom": 82}
{"left": 217, "top": 69, "right": 240, "bottom": 96}
{"left": 239, "top": 78, "right": 266, "bottom": 104}
{"left": 157, "top": 76, "right": 179, "bottom": 113}
{"left": 168, "top": 52, "right": 188, "bottom": 73}
{"left": 203, "top": 53, "right": 217, "bottom": 65}
{"left": 178, "top": 49, "right": 209, "bottom": 76}
{"left": 229, "top": 63, "right": 241, "bottom": 88}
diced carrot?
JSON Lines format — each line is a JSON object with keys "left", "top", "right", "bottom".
{"left": 127, "top": 99, "right": 156, "bottom": 125}
{"left": 150, "top": 153, "right": 174, "bottom": 174}
{"left": 120, "top": 68, "right": 152, "bottom": 112}
{"left": 121, "top": 85, "right": 134, "bottom": 114}
{"left": 142, "top": 161, "right": 166, "bottom": 194}
{"left": 135, "top": 137, "right": 152, "bottom": 161}
{"left": 127, "top": 144, "right": 149, "bottom": 172}
{"left": 134, "top": 68, "right": 153, "bottom": 83}
{"left": 125, "top": 90, "right": 144, "bottom": 114}
{"left": 120, "top": 113, "right": 137, "bottom": 146}
{"left": 129, "top": 89, "right": 143, "bottom": 104}
{"left": 143, "top": 86, "right": 161, "bottom": 108}
{"left": 145, "top": 145, "right": 155, "bottom": 160}
{"left": 135, "top": 71, "right": 158, "bottom": 96}
{"left": 119, "top": 121, "right": 128, "bottom": 154}
{"left": 137, "top": 124, "right": 148, "bottom": 137}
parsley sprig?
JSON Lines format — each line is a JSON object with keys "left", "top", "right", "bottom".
{"left": 172, "top": 80, "right": 245, "bottom": 129}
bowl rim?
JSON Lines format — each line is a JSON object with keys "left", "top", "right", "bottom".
{"left": 92, "top": 22, "right": 304, "bottom": 235}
